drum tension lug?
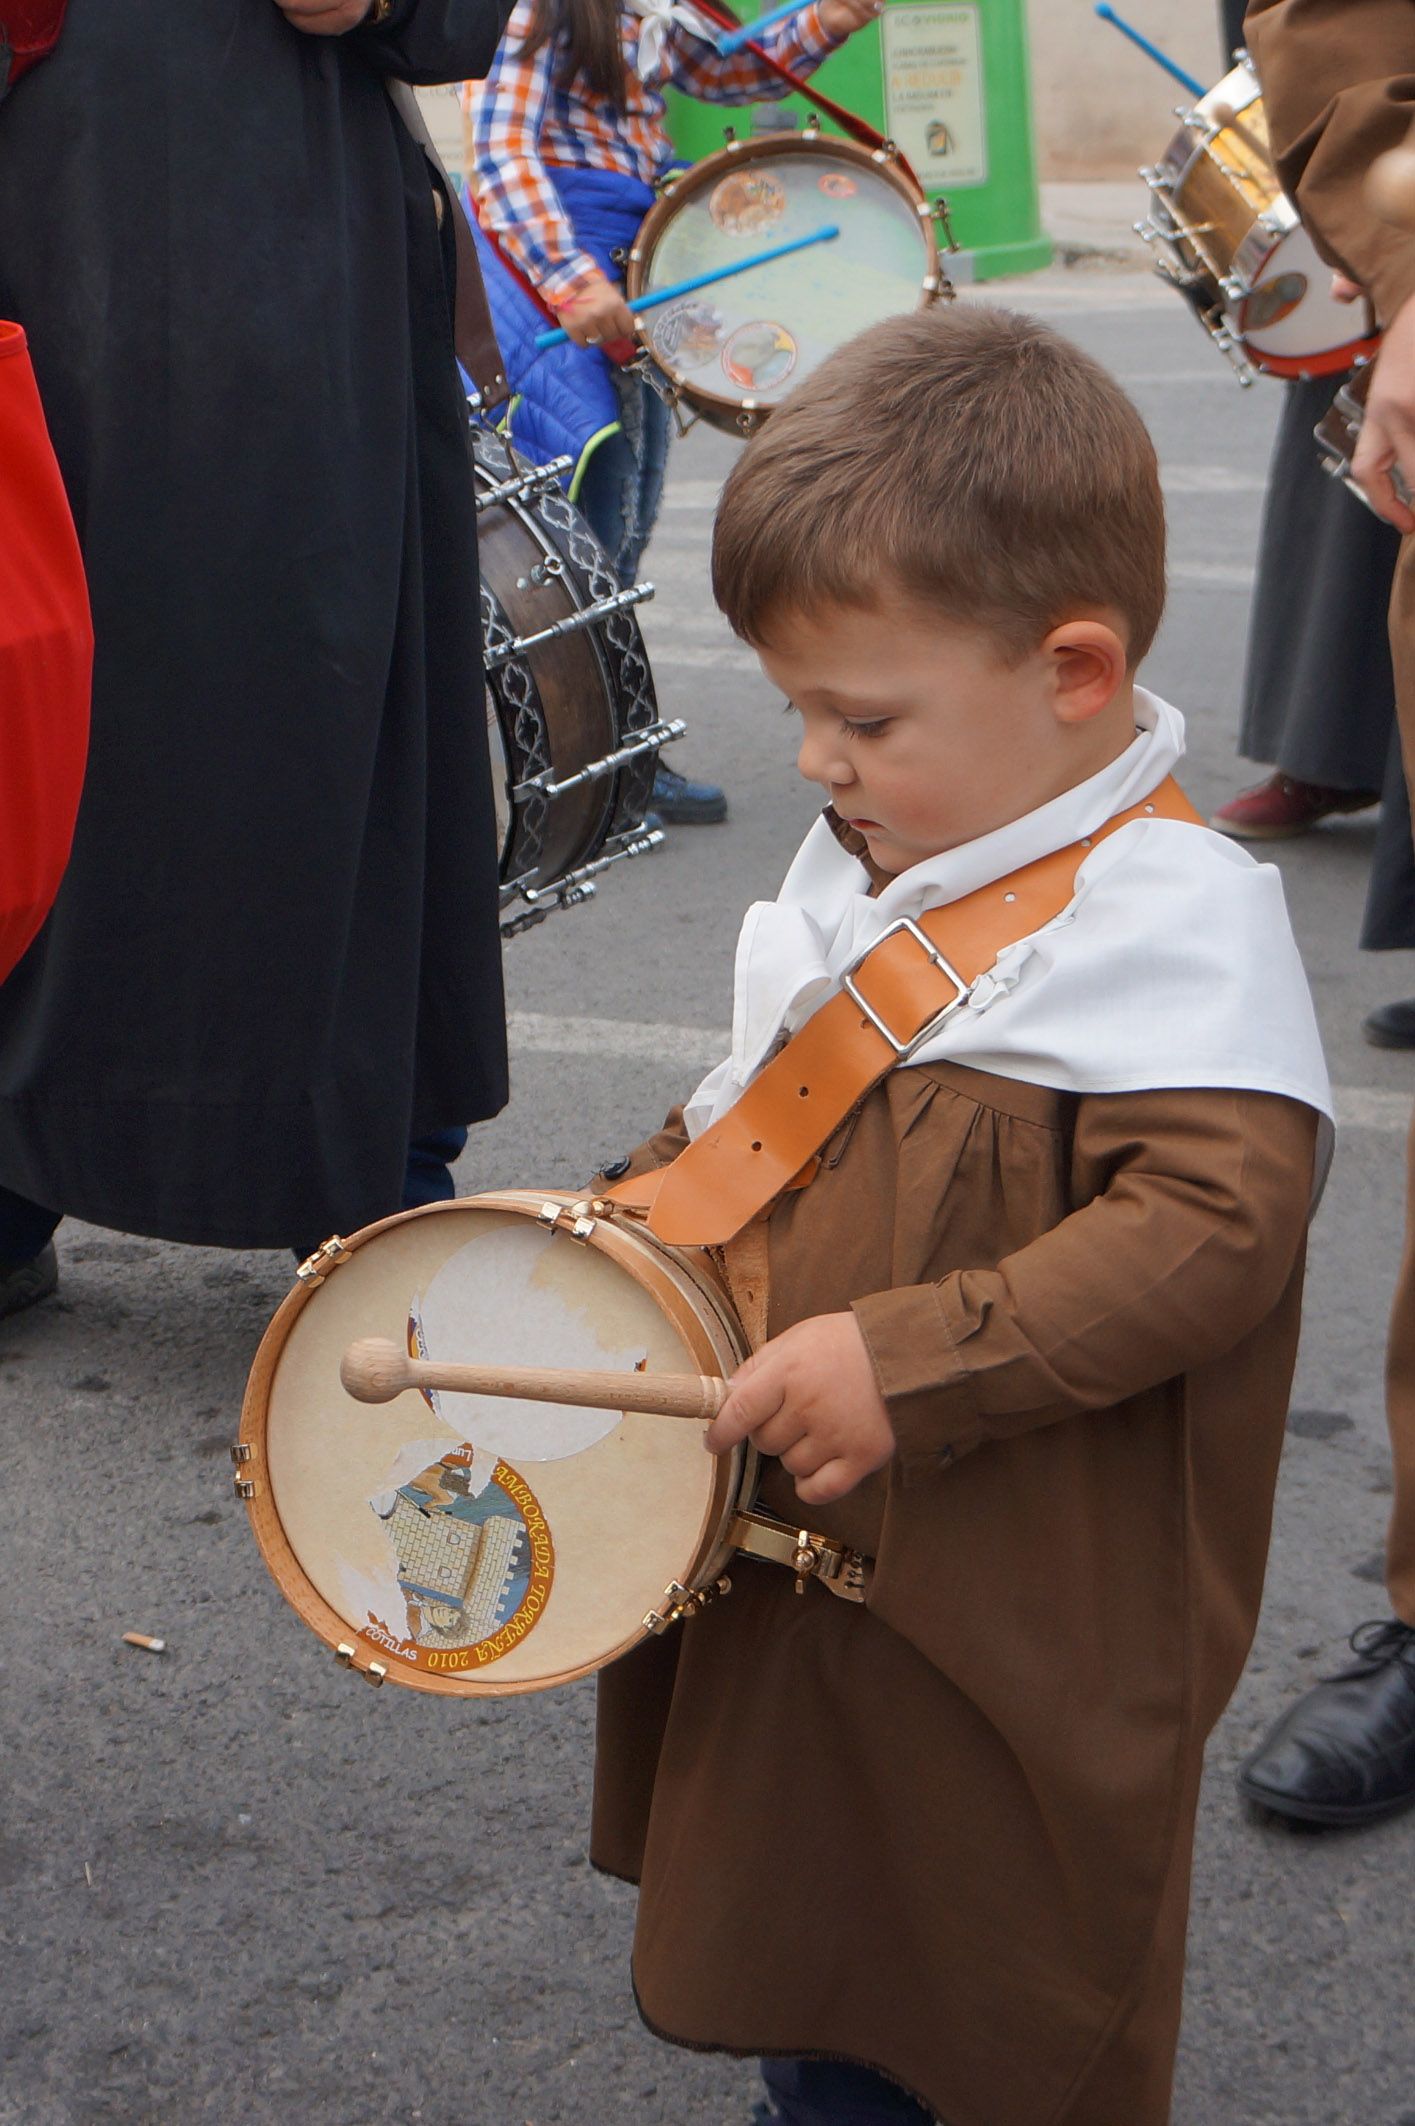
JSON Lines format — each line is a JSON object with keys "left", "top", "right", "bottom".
{"left": 644, "top": 1575, "right": 734, "bottom": 1634}
{"left": 335, "top": 1642, "right": 388, "bottom": 1687}
{"left": 230, "top": 1441, "right": 257, "bottom": 1501}
{"left": 536, "top": 1200, "right": 598, "bottom": 1241}
{"left": 296, "top": 1236, "right": 351, "bottom": 1286}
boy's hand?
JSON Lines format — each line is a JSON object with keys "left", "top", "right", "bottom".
{"left": 819, "top": 0, "right": 885, "bottom": 38}
{"left": 705, "top": 1313, "right": 894, "bottom": 1506}
{"left": 1353, "top": 289, "right": 1415, "bottom": 533}
{"left": 553, "top": 279, "right": 637, "bottom": 350}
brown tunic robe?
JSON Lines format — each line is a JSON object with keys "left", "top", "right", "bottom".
{"left": 1246, "top": 0, "right": 1415, "bottom": 1622}
{"left": 591, "top": 1048, "right": 1317, "bottom": 2123}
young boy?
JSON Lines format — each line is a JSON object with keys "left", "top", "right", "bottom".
{"left": 589, "top": 305, "right": 1331, "bottom": 2126}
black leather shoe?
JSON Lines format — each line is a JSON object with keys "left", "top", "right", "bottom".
{"left": 0, "top": 1242, "right": 58, "bottom": 1321}
{"left": 651, "top": 763, "right": 728, "bottom": 825}
{"left": 1362, "top": 997, "right": 1415, "bottom": 1049}
{"left": 1237, "top": 1618, "right": 1415, "bottom": 1826}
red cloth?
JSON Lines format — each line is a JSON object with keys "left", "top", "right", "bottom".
{"left": 0, "top": 0, "right": 68, "bottom": 85}
{"left": 0, "top": 321, "right": 91, "bottom": 983}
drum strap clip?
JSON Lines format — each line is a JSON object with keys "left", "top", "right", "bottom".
{"left": 728, "top": 1507, "right": 870, "bottom": 1603}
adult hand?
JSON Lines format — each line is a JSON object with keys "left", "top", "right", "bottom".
{"left": 552, "top": 277, "right": 637, "bottom": 350}
{"left": 705, "top": 1312, "right": 895, "bottom": 1507}
{"left": 819, "top": 0, "right": 885, "bottom": 39}
{"left": 1354, "top": 289, "right": 1415, "bottom": 533}
{"left": 274, "top": 0, "right": 377, "bottom": 34}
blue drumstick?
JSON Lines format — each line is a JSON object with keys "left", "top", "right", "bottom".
{"left": 1093, "top": 3, "right": 1205, "bottom": 100}
{"left": 532, "top": 223, "right": 841, "bottom": 352}
{"left": 715, "top": 0, "right": 818, "bottom": 56}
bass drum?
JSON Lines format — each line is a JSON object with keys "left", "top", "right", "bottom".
{"left": 473, "top": 428, "right": 679, "bottom": 932}
{"left": 627, "top": 126, "right": 947, "bottom": 435}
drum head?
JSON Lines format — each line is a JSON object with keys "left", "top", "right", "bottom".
{"left": 631, "top": 136, "right": 939, "bottom": 427}
{"left": 239, "top": 1196, "right": 745, "bottom": 1695}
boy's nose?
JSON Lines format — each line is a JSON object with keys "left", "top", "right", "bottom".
{"left": 797, "top": 732, "right": 853, "bottom": 789}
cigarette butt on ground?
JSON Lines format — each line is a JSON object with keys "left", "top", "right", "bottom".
{"left": 121, "top": 1631, "right": 166, "bottom": 1653}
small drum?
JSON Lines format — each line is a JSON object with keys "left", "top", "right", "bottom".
{"left": 473, "top": 428, "right": 681, "bottom": 934}
{"left": 627, "top": 126, "right": 948, "bottom": 435}
{"left": 1138, "top": 58, "right": 1378, "bottom": 383}
{"left": 235, "top": 1195, "right": 866, "bottom": 1696}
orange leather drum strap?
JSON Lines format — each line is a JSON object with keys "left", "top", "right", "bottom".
{"left": 631, "top": 777, "right": 1202, "bottom": 1247}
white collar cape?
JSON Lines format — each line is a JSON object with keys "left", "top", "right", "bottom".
{"left": 683, "top": 689, "right": 1333, "bottom": 1196}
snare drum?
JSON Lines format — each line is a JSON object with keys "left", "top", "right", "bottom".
{"left": 627, "top": 127, "right": 948, "bottom": 435}
{"left": 473, "top": 428, "right": 680, "bottom": 934}
{"left": 1139, "top": 58, "right": 1378, "bottom": 382}
{"left": 235, "top": 1194, "right": 866, "bottom": 1696}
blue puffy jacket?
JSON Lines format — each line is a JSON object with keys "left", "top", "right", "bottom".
{"left": 466, "top": 163, "right": 657, "bottom": 492}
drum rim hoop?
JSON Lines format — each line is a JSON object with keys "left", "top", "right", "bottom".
{"left": 627, "top": 130, "right": 941, "bottom": 425}
{"left": 237, "top": 1192, "right": 750, "bottom": 1697}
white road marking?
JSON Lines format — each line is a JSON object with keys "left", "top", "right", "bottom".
{"left": 1334, "top": 1086, "right": 1411, "bottom": 1133}
{"left": 508, "top": 1014, "right": 1410, "bottom": 1132}
{"left": 1162, "top": 466, "right": 1268, "bottom": 494}
{"left": 639, "top": 643, "right": 760, "bottom": 672}
{"left": 508, "top": 1010, "right": 728, "bottom": 1066}
{"left": 658, "top": 468, "right": 1267, "bottom": 510}
{"left": 1169, "top": 561, "right": 1256, "bottom": 589}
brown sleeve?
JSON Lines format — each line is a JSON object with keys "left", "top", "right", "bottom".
{"left": 1245, "top": 0, "right": 1415, "bottom": 325}
{"left": 851, "top": 1087, "right": 1318, "bottom": 1482}
{"left": 590, "top": 1104, "right": 692, "bottom": 1194}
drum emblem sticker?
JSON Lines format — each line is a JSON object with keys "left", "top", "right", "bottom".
{"left": 652, "top": 298, "right": 726, "bottom": 371}
{"left": 817, "top": 172, "right": 857, "bottom": 198}
{"left": 709, "top": 171, "right": 786, "bottom": 235}
{"left": 1242, "top": 272, "right": 1307, "bottom": 332}
{"left": 722, "top": 320, "right": 798, "bottom": 392}
{"left": 368, "top": 1443, "right": 554, "bottom": 1671}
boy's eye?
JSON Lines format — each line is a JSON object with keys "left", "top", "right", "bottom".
{"left": 840, "top": 717, "right": 889, "bottom": 740}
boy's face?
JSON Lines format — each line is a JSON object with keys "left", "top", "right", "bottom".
{"left": 755, "top": 594, "right": 1132, "bottom": 875}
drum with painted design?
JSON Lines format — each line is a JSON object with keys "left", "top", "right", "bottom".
{"left": 236, "top": 1193, "right": 756, "bottom": 1694}
{"left": 627, "top": 126, "right": 948, "bottom": 435}
{"left": 1137, "top": 57, "right": 1378, "bottom": 383}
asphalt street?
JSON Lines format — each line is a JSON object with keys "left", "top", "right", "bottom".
{"left": 4, "top": 262, "right": 1415, "bottom": 2126}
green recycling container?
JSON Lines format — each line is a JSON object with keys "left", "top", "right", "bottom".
{"left": 664, "top": 0, "right": 1050, "bottom": 281}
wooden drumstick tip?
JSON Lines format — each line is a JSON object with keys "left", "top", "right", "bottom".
{"left": 341, "top": 1337, "right": 414, "bottom": 1403}
{"left": 1367, "top": 146, "right": 1415, "bottom": 231}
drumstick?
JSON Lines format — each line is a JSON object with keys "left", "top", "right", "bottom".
{"left": 532, "top": 224, "right": 840, "bottom": 352}
{"left": 714, "top": 0, "right": 827, "bottom": 56}
{"left": 1093, "top": 4, "right": 1205, "bottom": 101}
{"left": 340, "top": 1336, "right": 731, "bottom": 1422}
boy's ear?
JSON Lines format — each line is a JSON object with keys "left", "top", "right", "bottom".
{"left": 1041, "top": 617, "right": 1129, "bottom": 725}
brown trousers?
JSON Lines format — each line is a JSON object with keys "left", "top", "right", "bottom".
{"left": 1382, "top": 541, "right": 1415, "bottom": 1624}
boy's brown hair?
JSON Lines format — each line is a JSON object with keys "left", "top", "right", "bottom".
{"left": 711, "top": 303, "right": 1166, "bottom": 666}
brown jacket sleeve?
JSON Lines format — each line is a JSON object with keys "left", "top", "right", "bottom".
{"left": 1246, "top": 0, "right": 1415, "bottom": 325}
{"left": 851, "top": 1087, "right": 1318, "bottom": 1481}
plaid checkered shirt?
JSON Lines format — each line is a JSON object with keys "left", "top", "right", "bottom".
{"left": 466, "top": 0, "right": 841, "bottom": 304}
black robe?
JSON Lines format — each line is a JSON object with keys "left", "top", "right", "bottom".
{"left": 0, "top": 0, "right": 510, "bottom": 1248}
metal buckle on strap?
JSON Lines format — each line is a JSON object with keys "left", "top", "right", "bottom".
{"left": 840, "top": 917, "right": 971, "bottom": 1061}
